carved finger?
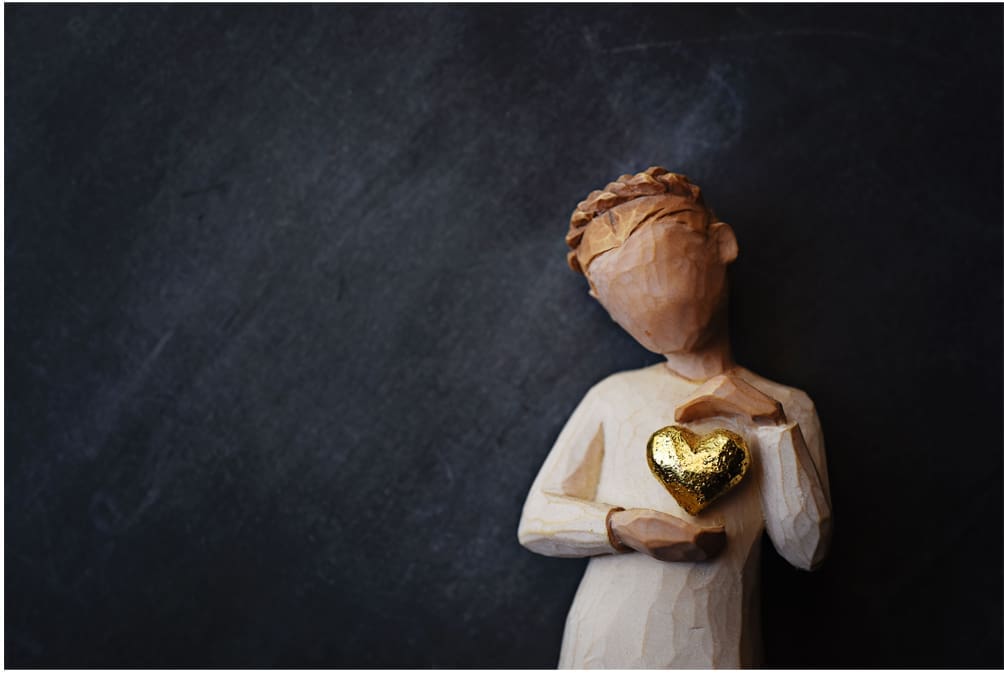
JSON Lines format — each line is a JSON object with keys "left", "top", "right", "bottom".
{"left": 675, "top": 373, "right": 785, "bottom": 424}
{"left": 648, "top": 526, "right": 726, "bottom": 562}
{"left": 610, "top": 510, "right": 726, "bottom": 561}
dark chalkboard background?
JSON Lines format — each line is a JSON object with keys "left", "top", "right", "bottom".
{"left": 6, "top": 4, "right": 1002, "bottom": 668}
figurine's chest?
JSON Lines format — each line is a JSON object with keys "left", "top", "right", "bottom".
{"left": 593, "top": 377, "right": 762, "bottom": 528}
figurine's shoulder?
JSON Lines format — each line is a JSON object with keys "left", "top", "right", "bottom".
{"left": 585, "top": 362, "right": 667, "bottom": 399}
{"left": 733, "top": 366, "right": 818, "bottom": 423}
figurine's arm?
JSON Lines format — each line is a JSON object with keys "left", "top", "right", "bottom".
{"left": 676, "top": 374, "right": 832, "bottom": 570}
{"left": 756, "top": 418, "right": 832, "bottom": 571}
{"left": 520, "top": 384, "right": 726, "bottom": 561}
{"left": 517, "top": 385, "right": 620, "bottom": 558}
{"left": 789, "top": 396, "right": 831, "bottom": 505}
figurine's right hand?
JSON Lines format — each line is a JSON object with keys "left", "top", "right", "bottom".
{"left": 608, "top": 508, "right": 725, "bottom": 562}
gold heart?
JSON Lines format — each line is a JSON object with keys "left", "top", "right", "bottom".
{"left": 646, "top": 426, "right": 751, "bottom": 516}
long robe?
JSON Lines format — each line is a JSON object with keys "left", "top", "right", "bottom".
{"left": 518, "top": 364, "right": 831, "bottom": 668}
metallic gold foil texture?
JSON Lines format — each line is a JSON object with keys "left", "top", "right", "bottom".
{"left": 646, "top": 426, "right": 751, "bottom": 515}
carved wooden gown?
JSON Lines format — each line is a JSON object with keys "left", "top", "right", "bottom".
{"left": 518, "top": 363, "right": 831, "bottom": 668}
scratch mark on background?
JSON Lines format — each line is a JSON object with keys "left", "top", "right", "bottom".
{"left": 180, "top": 182, "right": 230, "bottom": 199}
{"left": 603, "top": 29, "right": 934, "bottom": 60}
{"left": 276, "top": 67, "right": 322, "bottom": 108}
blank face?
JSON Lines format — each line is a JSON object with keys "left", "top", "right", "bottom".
{"left": 585, "top": 203, "right": 729, "bottom": 354}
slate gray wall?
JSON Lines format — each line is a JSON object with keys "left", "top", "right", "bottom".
{"left": 6, "top": 5, "right": 1002, "bottom": 667}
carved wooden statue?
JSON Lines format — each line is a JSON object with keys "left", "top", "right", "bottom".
{"left": 518, "top": 168, "right": 832, "bottom": 668}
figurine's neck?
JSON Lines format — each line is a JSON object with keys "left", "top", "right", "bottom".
{"left": 662, "top": 332, "right": 734, "bottom": 382}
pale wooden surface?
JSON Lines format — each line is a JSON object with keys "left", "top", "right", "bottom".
{"left": 521, "top": 170, "right": 831, "bottom": 668}
{"left": 517, "top": 364, "right": 831, "bottom": 668}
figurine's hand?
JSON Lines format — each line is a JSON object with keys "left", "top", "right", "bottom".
{"left": 609, "top": 508, "right": 725, "bottom": 562}
{"left": 675, "top": 372, "right": 786, "bottom": 426}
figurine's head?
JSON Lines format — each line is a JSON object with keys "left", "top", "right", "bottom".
{"left": 566, "top": 167, "right": 738, "bottom": 354}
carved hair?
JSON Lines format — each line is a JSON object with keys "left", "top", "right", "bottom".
{"left": 565, "top": 167, "right": 709, "bottom": 274}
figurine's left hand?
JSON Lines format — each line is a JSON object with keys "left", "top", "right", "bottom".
{"left": 675, "top": 371, "right": 787, "bottom": 426}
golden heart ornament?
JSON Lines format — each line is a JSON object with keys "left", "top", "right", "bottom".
{"left": 646, "top": 426, "right": 751, "bottom": 515}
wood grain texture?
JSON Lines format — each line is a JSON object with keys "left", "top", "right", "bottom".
{"left": 609, "top": 508, "right": 726, "bottom": 562}
{"left": 520, "top": 167, "right": 836, "bottom": 667}
{"left": 519, "top": 365, "right": 830, "bottom": 667}
{"left": 676, "top": 372, "right": 787, "bottom": 425}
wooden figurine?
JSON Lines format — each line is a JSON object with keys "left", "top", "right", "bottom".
{"left": 518, "top": 168, "right": 832, "bottom": 668}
